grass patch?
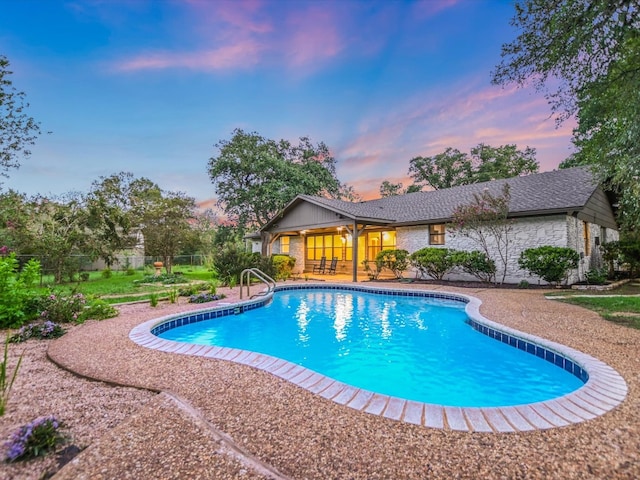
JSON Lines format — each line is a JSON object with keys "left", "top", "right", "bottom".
{"left": 34, "top": 266, "right": 214, "bottom": 301}
{"left": 556, "top": 295, "right": 640, "bottom": 329}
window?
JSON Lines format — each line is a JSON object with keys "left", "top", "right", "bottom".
{"left": 280, "top": 236, "right": 290, "bottom": 254}
{"left": 306, "top": 234, "right": 345, "bottom": 261}
{"left": 600, "top": 226, "right": 607, "bottom": 245}
{"left": 583, "top": 222, "right": 591, "bottom": 256}
{"left": 429, "top": 224, "right": 445, "bottom": 245}
{"left": 305, "top": 230, "right": 396, "bottom": 262}
{"left": 366, "top": 231, "right": 396, "bottom": 260}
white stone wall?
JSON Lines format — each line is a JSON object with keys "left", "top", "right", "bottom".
{"left": 565, "top": 218, "right": 620, "bottom": 283}
{"left": 397, "top": 215, "right": 578, "bottom": 284}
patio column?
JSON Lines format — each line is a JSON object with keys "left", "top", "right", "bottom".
{"left": 345, "top": 222, "right": 367, "bottom": 282}
{"left": 352, "top": 221, "right": 358, "bottom": 282}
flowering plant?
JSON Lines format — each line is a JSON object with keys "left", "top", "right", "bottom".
{"left": 9, "top": 321, "right": 65, "bottom": 343}
{"left": 188, "top": 293, "right": 224, "bottom": 304}
{"left": 4, "top": 416, "right": 68, "bottom": 462}
{"left": 37, "top": 292, "right": 87, "bottom": 323}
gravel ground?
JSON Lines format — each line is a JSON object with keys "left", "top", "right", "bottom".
{"left": 2, "top": 283, "right": 640, "bottom": 479}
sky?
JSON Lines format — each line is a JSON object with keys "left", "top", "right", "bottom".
{"left": 0, "top": 0, "right": 576, "bottom": 207}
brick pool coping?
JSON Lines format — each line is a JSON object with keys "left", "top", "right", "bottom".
{"left": 129, "top": 283, "right": 628, "bottom": 433}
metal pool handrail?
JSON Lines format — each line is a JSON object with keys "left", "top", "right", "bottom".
{"left": 240, "top": 268, "right": 276, "bottom": 299}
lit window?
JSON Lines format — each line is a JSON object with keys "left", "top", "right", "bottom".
{"left": 429, "top": 224, "right": 445, "bottom": 245}
{"left": 280, "top": 236, "right": 290, "bottom": 254}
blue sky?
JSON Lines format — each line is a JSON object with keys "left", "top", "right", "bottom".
{"left": 0, "top": 0, "right": 575, "bottom": 206}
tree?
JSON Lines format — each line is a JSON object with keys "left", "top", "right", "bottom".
{"left": 408, "top": 148, "right": 472, "bottom": 190}
{"left": 379, "top": 180, "right": 404, "bottom": 198}
{"left": 378, "top": 181, "right": 421, "bottom": 198}
{"left": 470, "top": 144, "right": 538, "bottom": 183}
{"left": 408, "top": 144, "right": 538, "bottom": 190}
{"left": 493, "top": 1, "right": 640, "bottom": 229}
{"left": 449, "top": 185, "right": 513, "bottom": 284}
{"left": 208, "top": 129, "right": 344, "bottom": 229}
{"left": 28, "top": 193, "right": 91, "bottom": 283}
{"left": 0, "top": 189, "right": 32, "bottom": 253}
{"left": 0, "top": 55, "right": 42, "bottom": 184}
{"left": 86, "top": 172, "right": 158, "bottom": 267}
{"left": 141, "top": 190, "right": 197, "bottom": 274}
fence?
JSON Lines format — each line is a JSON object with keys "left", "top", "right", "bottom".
{"left": 15, "top": 254, "right": 208, "bottom": 277}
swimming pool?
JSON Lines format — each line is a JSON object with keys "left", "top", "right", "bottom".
{"left": 130, "top": 284, "right": 628, "bottom": 432}
{"left": 156, "top": 288, "right": 582, "bottom": 407}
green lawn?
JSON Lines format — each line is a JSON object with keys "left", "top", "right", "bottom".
{"left": 554, "top": 282, "right": 640, "bottom": 329}
{"left": 36, "top": 266, "right": 215, "bottom": 299}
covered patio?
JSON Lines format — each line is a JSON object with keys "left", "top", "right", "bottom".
{"left": 260, "top": 195, "right": 398, "bottom": 282}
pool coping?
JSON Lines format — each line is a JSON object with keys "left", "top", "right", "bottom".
{"left": 129, "top": 283, "right": 628, "bottom": 433}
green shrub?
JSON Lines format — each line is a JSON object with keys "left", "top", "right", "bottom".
{"left": 518, "top": 246, "right": 580, "bottom": 285}
{"left": 410, "top": 248, "right": 457, "bottom": 280}
{"left": 585, "top": 267, "right": 608, "bottom": 285}
{"left": 149, "top": 293, "right": 159, "bottom": 307}
{"left": 178, "top": 285, "right": 199, "bottom": 297}
{"left": 0, "top": 254, "right": 41, "bottom": 329}
{"left": 452, "top": 250, "right": 496, "bottom": 283}
{"left": 101, "top": 268, "right": 112, "bottom": 279}
{"left": 83, "top": 299, "right": 118, "bottom": 320}
{"left": 518, "top": 279, "right": 530, "bottom": 289}
{"left": 272, "top": 254, "right": 296, "bottom": 280}
{"left": 125, "top": 267, "right": 136, "bottom": 276}
{"left": 362, "top": 258, "right": 384, "bottom": 280}
{"left": 168, "top": 288, "right": 178, "bottom": 304}
{"left": 36, "top": 292, "right": 87, "bottom": 324}
{"left": 212, "top": 243, "right": 256, "bottom": 286}
{"left": 601, "top": 239, "right": 640, "bottom": 277}
{"left": 375, "top": 249, "right": 410, "bottom": 279}
{"left": 79, "top": 272, "right": 90, "bottom": 282}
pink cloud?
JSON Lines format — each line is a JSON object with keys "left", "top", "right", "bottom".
{"left": 333, "top": 78, "right": 576, "bottom": 198}
{"left": 411, "top": 0, "right": 461, "bottom": 18}
{"left": 284, "top": 6, "right": 344, "bottom": 67}
{"left": 116, "top": 40, "right": 263, "bottom": 71}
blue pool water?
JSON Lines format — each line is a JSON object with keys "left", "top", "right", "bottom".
{"left": 158, "top": 289, "right": 584, "bottom": 407}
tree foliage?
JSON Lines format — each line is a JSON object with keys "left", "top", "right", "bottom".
{"left": 493, "top": 1, "right": 640, "bottom": 230}
{"left": 378, "top": 181, "right": 421, "bottom": 198}
{"left": 28, "top": 193, "right": 92, "bottom": 283}
{"left": 0, "top": 56, "right": 42, "bottom": 184}
{"left": 86, "top": 172, "right": 156, "bottom": 266}
{"left": 408, "top": 144, "right": 538, "bottom": 190}
{"left": 470, "top": 144, "right": 538, "bottom": 183}
{"left": 139, "top": 190, "right": 198, "bottom": 274}
{"left": 208, "top": 129, "right": 344, "bottom": 229}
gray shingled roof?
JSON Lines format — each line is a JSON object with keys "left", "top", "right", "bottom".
{"left": 290, "top": 167, "right": 599, "bottom": 226}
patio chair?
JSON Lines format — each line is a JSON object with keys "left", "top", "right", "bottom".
{"left": 312, "top": 257, "right": 327, "bottom": 274}
{"left": 327, "top": 257, "right": 338, "bottom": 275}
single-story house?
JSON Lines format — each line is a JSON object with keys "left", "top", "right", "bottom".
{"left": 259, "top": 167, "right": 619, "bottom": 284}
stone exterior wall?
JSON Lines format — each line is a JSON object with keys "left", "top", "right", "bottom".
{"left": 397, "top": 215, "right": 585, "bottom": 285}
{"left": 565, "top": 217, "right": 620, "bottom": 284}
